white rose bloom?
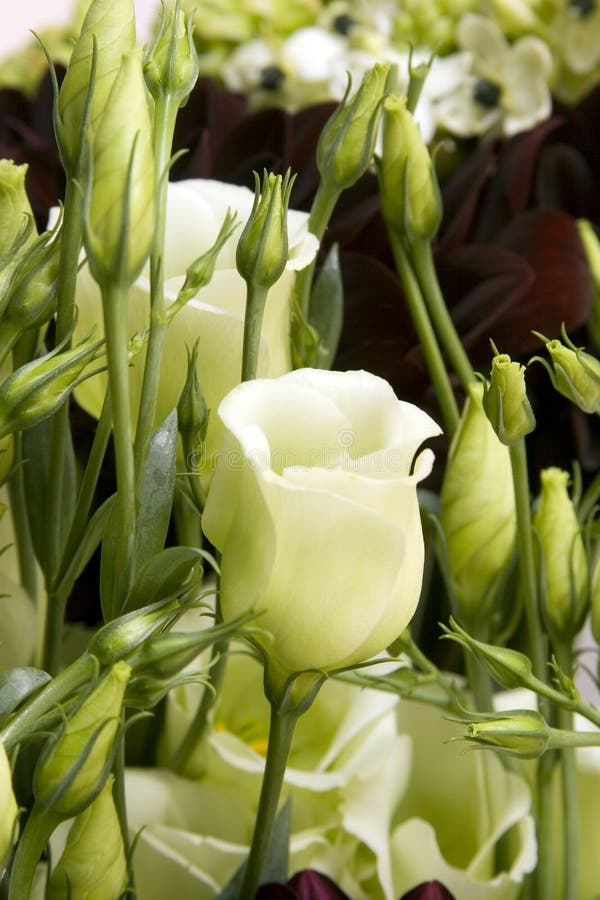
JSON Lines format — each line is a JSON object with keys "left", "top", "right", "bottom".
{"left": 202, "top": 368, "right": 441, "bottom": 677}
{"left": 70, "top": 179, "right": 318, "bottom": 482}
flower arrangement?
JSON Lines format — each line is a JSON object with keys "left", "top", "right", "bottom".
{"left": 0, "top": 1, "right": 599, "bottom": 899}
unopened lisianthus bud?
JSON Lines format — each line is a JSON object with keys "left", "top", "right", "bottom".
{"left": 34, "top": 661, "right": 131, "bottom": 816}
{"left": 316, "top": 64, "right": 389, "bottom": 192}
{"left": 0, "top": 740, "right": 17, "bottom": 865}
{"left": 445, "top": 618, "right": 535, "bottom": 690}
{"left": 590, "top": 554, "right": 600, "bottom": 645}
{"left": 47, "top": 775, "right": 127, "bottom": 900}
{"left": 464, "top": 710, "right": 550, "bottom": 759}
{"left": 0, "top": 160, "right": 35, "bottom": 257}
{"left": 482, "top": 352, "right": 536, "bottom": 444}
{"left": 533, "top": 467, "right": 588, "bottom": 641}
{"left": 380, "top": 95, "right": 442, "bottom": 240}
{"left": 0, "top": 335, "right": 103, "bottom": 439}
{"left": 236, "top": 169, "right": 295, "bottom": 289}
{"left": 88, "top": 597, "right": 181, "bottom": 665}
{"left": 85, "top": 48, "right": 155, "bottom": 286}
{"left": 534, "top": 330, "right": 600, "bottom": 414}
{"left": 177, "top": 341, "right": 209, "bottom": 452}
{"left": 144, "top": 2, "right": 199, "bottom": 104}
{"left": 578, "top": 219, "right": 600, "bottom": 351}
{"left": 2, "top": 224, "right": 61, "bottom": 338}
{"left": 57, "top": 0, "right": 135, "bottom": 171}
{"left": 440, "top": 384, "right": 516, "bottom": 620}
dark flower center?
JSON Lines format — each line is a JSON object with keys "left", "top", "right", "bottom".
{"left": 570, "top": 0, "right": 596, "bottom": 16}
{"left": 259, "top": 65, "right": 286, "bottom": 91}
{"left": 333, "top": 14, "right": 356, "bottom": 35}
{"left": 473, "top": 78, "right": 502, "bottom": 108}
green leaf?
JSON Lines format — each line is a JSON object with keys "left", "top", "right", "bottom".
{"left": 308, "top": 244, "right": 343, "bottom": 370}
{"left": 55, "top": 495, "right": 115, "bottom": 597}
{"left": 124, "top": 546, "right": 204, "bottom": 613}
{"left": 100, "top": 494, "right": 119, "bottom": 622}
{"left": 215, "top": 798, "right": 291, "bottom": 899}
{"left": 134, "top": 410, "right": 177, "bottom": 574}
{"left": 0, "top": 666, "right": 51, "bottom": 727}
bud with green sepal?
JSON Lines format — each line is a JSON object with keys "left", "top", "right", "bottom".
{"left": 443, "top": 617, "right": 537, "bottom": 690}
{"left": 84, "top": 48, "right": 155, "bottom": 288}
{"left": 177, "top": 341, "right": 209, "bottom": 508}
{"left": 316, "top": 64, "right": 390, "bottom": 194}
{"left": 237, "top": 169, "right": 295, "bottom": 381}
{"left": 169, "top": 209, "right": 238, "bottom": 317}
{"left": 0, "top": 740, "right": 17, "bottom": 867}
{"left": 0, "top": 160, "right": 36, "bottom": 257}
{"left": 33, "top": 660, "right": 131, "bottom": 817}
{"left": 144, "top": 0, "right": 199, "bottom": 105}
{"left": 578, "top": 219, "right": 600, "bottom": 352}
{"left": 87, "top": 596, "right": 182, "bottom": 665}
{"left": 590, "top": 554, "right": 600, "bottom": 646}
{"left": 533, "top": 467, "right": 589, "bottom": 642}
{"left": 458, "top": 709, "right": 551, "bottom": 759}
{"left": 482, "top": 345, "right": 536, "bottom": 445}
{"left": 440, "top": 383, "right": 516, "bottom": 622}
{"left": 531, "top": 326, "right": 600, "bottom": 415}
{"left": 380, "top": 94, "right": 442, "bottom": 241}
{"left": 46, "top": 774, "right": 127, "bottom": 900}
{"left": 57, "top": 0, "right": 135, "bottom": 173}
{"left": 0, "top": 333, "right": 104, "bottom": 439}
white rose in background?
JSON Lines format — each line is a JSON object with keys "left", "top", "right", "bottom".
{"left": 202, "top": 368, "right": 441, "bottom": 680}
{"left": 127, "top": 650, "right": 410, "bottom": 900}
{"left": 390, "top": 700, "right": 537, "bottom": 899}
{"left": 71, "top": 179, "right": 318, "bottom": 479}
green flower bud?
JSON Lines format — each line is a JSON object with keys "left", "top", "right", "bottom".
{"left": 0, "top": 334, "right": 104, "bottom": 439}
{"left": 2, "top": 223, "right": 61, "bottom": 342}
{"left": 380, "top": 94, "right": 442, "bottom": 240}
{"left": 87, "top": 597, "right": 181, "bottom": 665}
{"left": 177, "top": 341, "right": 208, "bottom": 454}
{"left": 85, "top": 48, "right": 155, "bottom": 286}
{"left": 34, "top": 661, "right": 131, "bottom": 816}
{"left": 47, "top": 774, "right": 127, "bottom": 900}
{"left": 590, "top": 554, "right": 600, "bottom": 645}
{"left": 57, "top": 0, "right": 135, "bottom": 170}
{"left": 482, "top": 352, "right": 536, "bottom": 444}
{"left": 236, "top": 169, "right": 295, "bottom": 289}
{"left": 533, "top": 467, "right": 588, "bottom": 641}
{"left": 444, "top": 618, "right": 535, "bottom": 690}
{"left": 316, "top": 64, "right": 389, "bottom": 192}
{"left": 144, "top": 1, "right": 199, "bottom": 104}
{"left": 0, "top": 160, "right": 35, "bottom": 257}
{"left": 440, "top": 384, "right": 516, "bottom": 620}
{"left": 578, "top": 219, "right": 600, "bottom": 351}
{"left": 170, "top": 208, "right": 238, "bottom": 316}
{"left": 533, "top": 329, "right": 600, "bottom": 414}
{"left": 464, "top": 710, "right": 550, "bottom": 759}
{"left": 0, "top": 740, "right": 17, "bottom": 865}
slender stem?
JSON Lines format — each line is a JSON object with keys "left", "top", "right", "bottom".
{"left": 296, "top": 183, "right": 340, "bottom": 320}
{"left": 7, "top": 435, "right": 38, "bottom": 605}
{"left": 410, "top": 239, "right": 475, "bottom": 391}
{"left": 113, "top": 725, "right": 135, "bottom": 894}
{"left": 578, "top": 468, "right": 600, "bottom": 523}
{"left": 389, "top": 232, "right": 459, "bottom": 435}
{"left": 241, "top": 284, "right": 269, "bottom": 382}
{"left": 8, "top": 806, "right": 60, "bottom": 900}
{"left": 42, "top": 591, "right": 68, "bottom": 677}
{"left": 0, "top": 654, "right": 95, "bottom": 750}
{"left": 509, "top": 438, "right": 554, "bottom": 898}
{"left": 134, "top": 94, "right": 179, "bottom": 488}
{"left": 556, "top": 642, "right": 579, "bottom": 900}
{"left": 170, "top": 647, "right": 227, "bottom": 775}
{"left": 102, "top": 281, "right": 136, "bottom": 617}
{"left": 238, "top": 702, "right": 298, "bottom": 899}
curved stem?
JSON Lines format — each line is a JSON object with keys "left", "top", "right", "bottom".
{"left": 389, "top": 231, "right": 459, "bottom": 436}
{"left": 556, "top": 642, "right": 579, "bottom": 900}
{"left": 410, "top": 238, "right": 475, "bottom": 391}
{"left": 241, "top": 284, "right": 269, "bottom": 382}
{"left": 8, "top": 806, "right": 60, "bottom": 900}
{"left": 238, "top": 702, "right": 298, "bottom": 899}
{"left": 170, "top": 647, "right": 227, "bottom": 775}
{"left": 296, "top": 183, "right": 339, "bottom": 321}
{"left": 7, "top": 434, "right": 38, "bottom": 606}
{"left": 134, "top": 95, "right": 179, "bottom": 487}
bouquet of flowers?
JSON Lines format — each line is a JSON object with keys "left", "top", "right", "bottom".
{"left": 0, "top": 1, "right": 599, "bottom": 898}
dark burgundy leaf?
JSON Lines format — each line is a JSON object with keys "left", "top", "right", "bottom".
{"left": 289, "top": 869, "right": 351, "bottom": 899}
{"left": 400, "top": 880, "right": 456, "bottom": 900}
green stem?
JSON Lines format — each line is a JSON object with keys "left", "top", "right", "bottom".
{"left": 134, "top": 94, "right": 179, "bottom": 488}
{"left": 8, "top": 805, "right": 60, "bottom": 900}
{"left": 389, "top": 232, "right": 459, "bottom": 435}
{"left": 170, "top": 646, "right": 227, "bottom": 775}
{"left": 0, "top": 653, "right": 95, "bottom": 750}
{"left": 238, "top": 702, "right": 298, "bottom": 899}
{"left": 578, "top": 468, "right": 600, "bottom": 522}
{"left": 113, "top": 725, "right": 135, "bottom": 894}
{"left": 410, "top": 239, "right": 475, "bottom": 390}
{"left": 509, "top": 438, "right": 553, "bottom": 898}
{"left": 42, "top": 591, "right": 68, "bottom": 677}
{"left": 241, "top": 284, "right": 269, "bottom": 382}
{"left": 7, "top": 435, "right": 38, "bottom": 606}
{"left": 102, "top": 281, "right": 136, "bottom": 617}
{"left": 296, "top": 183, "right": 340, "bottom": 320}
{"left": 556, "top": 642, "right": 579, "bottom": 900}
